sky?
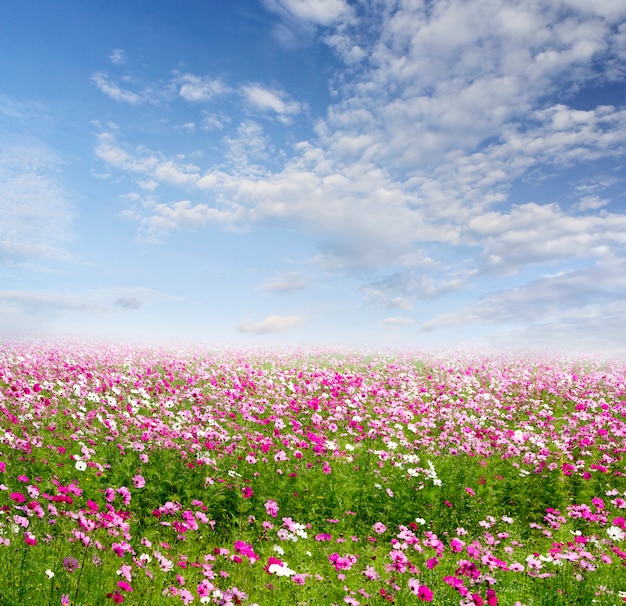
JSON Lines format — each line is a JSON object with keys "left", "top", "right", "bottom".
{"left": 1, "top": 0, "right": 626, "bottom": 354}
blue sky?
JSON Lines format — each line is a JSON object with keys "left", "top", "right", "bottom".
{"left": 1, "top": 0, "right": 626, "bottom": 353}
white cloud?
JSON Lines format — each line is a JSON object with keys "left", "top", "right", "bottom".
{"left": 381, "top": 315, "right": 414, "bottom": 329}
{"left": 92, "top": 72, "right": 143, "bottom": 105}
{"left": 466, "top": 202, "right": 626, "bottom": 271}
{"left": 135, "top": 200, "right": 237, "bottom": 241}
{"left": 109, "top": 49, "right": 126, "bottom": 65}
{"left": 93, "top": 0, "right": 626, "bottom": 328}
{"left": 361, "top": 287, "right": 412, "bottom": 310}
{"left": 263, "top": 0, "right": 353, "bottom": 26}
{"left": 201, "top": 112, "right": 230, "bottom": 130}
{"left": 420, "top": 260, "right": 626, "bottom": 332}
{"left": 0, "top": 145, "right": 74, "bottom": 263}
{"left": 259, "top": 271, "right": 309, "bottom": 292}
{"left": 176, "top": 73, "right": 229, "bottom": 102}
{"left": 237, "top": 314, "right": 304, "bottom": 334}
{"left": 574, "top": 195, "right": 610, "bottom": 211}
{"left": 0, "top": 287, "right": 188, "bottom": 337}
{"left": 223, "top": 121, "right": 272, "bottom": 172}
{"left": 241, "top": 84, "right": 303, "bottom": 123}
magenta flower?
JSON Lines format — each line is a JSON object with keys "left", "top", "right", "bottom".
{"left": 242, "top": 486, "right": 253, "bottom": 499}
{"left": 117, "top": 580, "right": 133, "bottom": 592}
{"left": 234, "top": 540, "right": 259, "bottom": 562}
{"left": 409, "top": 579, "right": 433, "bottom": 601}
{"left": 486, "top": 588, "right": 498, "bottom": 605}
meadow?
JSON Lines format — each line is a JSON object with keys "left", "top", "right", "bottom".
{"left": 0, "top": 342, "right": 625, "bottom": 605}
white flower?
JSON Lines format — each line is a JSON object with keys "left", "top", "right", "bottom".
{"left": 268, "top": 563, "right": 296, "bottom": 576}
{"left": 75, "top": 460, "right": 87, "bottom": 472}
{"left": 607, "top": 526, "right": 625, "bottom": 541}
{"left": 45, "top": 569, "right": 54, "bottom": 579}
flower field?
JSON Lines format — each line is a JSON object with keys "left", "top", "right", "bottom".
{"left": 1, "top": 343, "right": 625, "bottom": 605}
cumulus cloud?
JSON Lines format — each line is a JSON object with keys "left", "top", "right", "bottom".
{"left": 93, "top": 0, "right": 626, "bottom": 346}
{"left": 237, "top": 314, "right": 304, "bottom": 334}
{"left": 176, "top": 73, "right": 229, "bottom": 102}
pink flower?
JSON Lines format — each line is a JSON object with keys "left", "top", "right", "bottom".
{"left": 133, "top": 475, "right": 145, "bottom": 489}
{"left": 372, "top": 522, "right": 387, "bottom": 534}
{"left": 264, "top": 499, "right": 279, "bottom": 518}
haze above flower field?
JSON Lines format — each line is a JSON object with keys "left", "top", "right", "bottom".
{"left": 1, "top": 0, "right": 625, "bottom": 352}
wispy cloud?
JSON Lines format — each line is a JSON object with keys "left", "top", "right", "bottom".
{"left": 381, "top": 315, "right": 413, "bottom": 329}
{"left": 0, "top": 144, "right": 74, "bottom": 264}
{"left": 0, "top": 287, "right": 190, "bottom": 337}
{"left": 263, "top": 0, "right": 353, "bottom": 26}
{"left": 109, "top": 49, "right": 126, "bottom": 65}
{"left": 237, "top": 314, "right": 304, "bottom": 334}
{"left": 115, "top": 296, "right": 142, "bottom": 310}
{"left": 420, "top": 260, "right": 626, "bottom": 332}
{"left": 91, "top": 72, "right": 143, "bottom": 105}
{"left": 259, "top": 271, "right": 309, "bottom": 293}
{"left": 240, "top": 84, "right": 303, "bottom": 123}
